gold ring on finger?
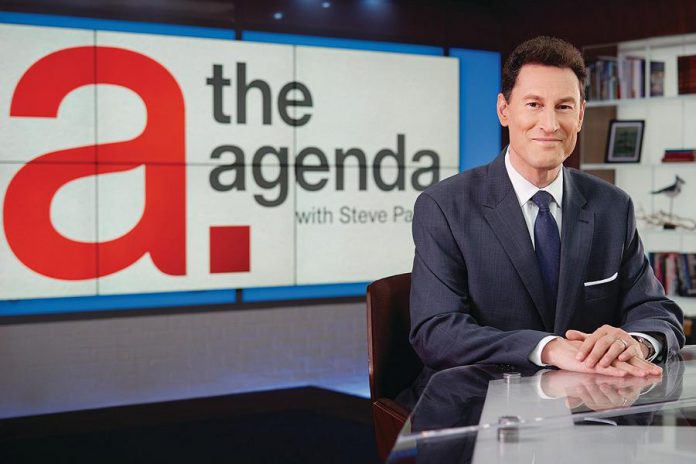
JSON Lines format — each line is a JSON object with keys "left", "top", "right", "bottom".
{"left": 615, "top": 338, "right": 628, "bottom": 350}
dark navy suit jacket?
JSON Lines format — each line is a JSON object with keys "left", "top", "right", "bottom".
{"left": 410, "top": 149, "right": 685, "bottom": 370}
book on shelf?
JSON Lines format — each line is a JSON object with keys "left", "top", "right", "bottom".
{"left": 649, "top": 252, "right": 696, "bottom": 297}
{"left": 678, "top": 54, "right": 696, "bottom": 95}
{"left": 650, "top": 61, "right": 665, "bottom": 97}
{"left": 662, "top": 148, "right": 696, "bottom": 162}
{"left": 665, "top": 252, "right": 678, "bottom": 295}
{"left": 688, "top": 255, "right": 696, "bottom": 296}
{"left": 624, "top": 56, "right": 646, "bottom": 98}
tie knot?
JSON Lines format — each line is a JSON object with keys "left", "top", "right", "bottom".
{"left": 532, "top": 191, "right": 554, "bottom": 212}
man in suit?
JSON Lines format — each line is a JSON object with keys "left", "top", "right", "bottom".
{"left": 409, "top": 36, "right": 685, "bottom": 377}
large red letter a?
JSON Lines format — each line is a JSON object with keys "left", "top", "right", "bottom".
{"left": 4, "top": 46, "right": 186, "bottom": 280}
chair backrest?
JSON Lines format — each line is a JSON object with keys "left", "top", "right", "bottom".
{"left": 367, "top": 273, "right": 423, "bottom": 401}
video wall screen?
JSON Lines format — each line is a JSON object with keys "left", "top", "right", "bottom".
{"left": 0, "top": 15, "right": 494, "bottom": 314}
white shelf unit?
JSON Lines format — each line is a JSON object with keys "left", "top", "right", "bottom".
{"left": 583, "top": 34, "right": 696, "bottom": 318}
{"left": 669, "top": 296, "right": 696, "bottom": 317}
{"left": 581, "top": 162, "right": 696, "bottom": 169}
{"left": 586, "top": 93, "right": 696, "bottom": 108}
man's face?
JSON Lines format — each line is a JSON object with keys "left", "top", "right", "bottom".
{"left": 497, "top": 64, "right": 585, "bottom": 177}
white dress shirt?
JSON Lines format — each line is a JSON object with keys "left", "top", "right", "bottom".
{"left": 502, "top": 149, "right": 661, "bottom": 366}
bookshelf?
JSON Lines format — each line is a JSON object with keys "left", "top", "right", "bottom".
{"left": 580, "top": 33, "right": 696, "bottom": 316}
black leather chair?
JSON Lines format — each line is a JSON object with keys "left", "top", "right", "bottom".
{"left": 366, "top": 273, "right": 423, "bottom": 461}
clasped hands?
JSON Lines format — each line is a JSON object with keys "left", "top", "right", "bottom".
{"left": 541, "top": 324, "right": 662, "bottom": 377}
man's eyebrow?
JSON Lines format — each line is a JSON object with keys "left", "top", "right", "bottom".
{"left": 522, "top": 94, "right": 578, "bottom": 104}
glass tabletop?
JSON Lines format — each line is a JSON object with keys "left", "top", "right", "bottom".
{"left": 387, "top": 346, "right": 696, "bottom": 464}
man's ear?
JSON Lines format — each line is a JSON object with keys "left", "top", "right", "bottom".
{"left": 497, "top": 93, "right": 509, "bottom": 127}
{"left": 577, "top": 99, "right": 586, "bottom": 132}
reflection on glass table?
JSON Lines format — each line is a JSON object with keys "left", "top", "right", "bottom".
{"left": 387, "top": 346, "right": 696, "bottom": 464}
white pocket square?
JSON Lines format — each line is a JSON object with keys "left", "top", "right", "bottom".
{"left": 584, "top": 272, "right": 618, "bottom": 287}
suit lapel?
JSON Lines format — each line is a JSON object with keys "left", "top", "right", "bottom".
{"left": 554, "top": 168, "right": 594, "bottom": 334}
{"left": 482, "top": 152, "right": 554, "bottom": 331}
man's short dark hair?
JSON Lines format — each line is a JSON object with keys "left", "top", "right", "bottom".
{"left": 501, "top": 36, "right": 586, "bottom": 102}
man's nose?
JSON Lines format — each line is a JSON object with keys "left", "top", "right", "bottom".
{"left": 539, "top": 107, "right": 560, "bottom": 133}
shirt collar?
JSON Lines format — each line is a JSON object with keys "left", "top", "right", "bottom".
{"left": 504, "top": 146, "right": 564, "bottom": 208}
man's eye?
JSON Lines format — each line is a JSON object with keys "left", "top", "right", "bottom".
{"left": 526, "top": 102, "right": 540, "bottom": 108}
{"left": 558, "top": 105, "right": 573, "bottom": 110}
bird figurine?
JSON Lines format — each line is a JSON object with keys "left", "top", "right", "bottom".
{"left": 651, "top": 175, "right": 686, "bottom": 229}
{"left": 651, "top": 175, "right": 685, "bottom": 197}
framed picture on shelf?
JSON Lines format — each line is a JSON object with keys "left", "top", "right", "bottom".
{"left": 605, "top": 119, "right": 644, "bottom": 163}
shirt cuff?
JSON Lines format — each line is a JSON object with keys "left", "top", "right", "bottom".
{"left": 629, "top": 332, "right": 662, "bottom": 362}
{"left": 529, "top": 335, "right": 560, "bottom": 366}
